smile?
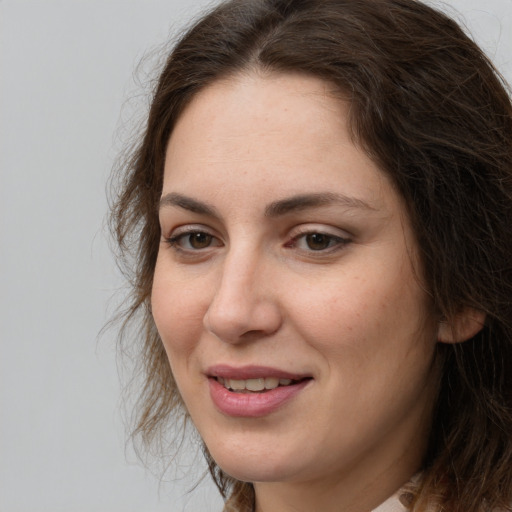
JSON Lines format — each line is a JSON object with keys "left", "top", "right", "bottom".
{"left": 216, "top": 376, "right": 294, "bottom": 392}
{"left": 207, "top": 366, "right": 312, "bottom": 417}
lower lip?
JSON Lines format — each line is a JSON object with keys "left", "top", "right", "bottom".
{"left": 208, "top": 378, "right": 310, "bottom": 417}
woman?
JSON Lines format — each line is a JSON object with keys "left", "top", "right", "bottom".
{"left": 110, "top": 0, "right": 512, "bottom": 510}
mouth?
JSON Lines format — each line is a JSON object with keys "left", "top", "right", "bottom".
{"left": 215, "top": 376, "right": 307, "bottom": 393}
{"left": 206, "top": 365, "right": 312, "bottom": 416}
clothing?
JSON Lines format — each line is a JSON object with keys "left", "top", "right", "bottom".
{"left": 372, "top": 490, "right": 409, "bottom": 512}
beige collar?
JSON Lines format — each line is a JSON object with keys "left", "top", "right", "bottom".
{"left": 372, "top": 490, "right": 409, "bottom": 512}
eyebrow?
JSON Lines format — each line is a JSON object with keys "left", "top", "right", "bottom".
{"left": 159, "top": 193, "right": 220, "bottom": 218}
{"left": 264, "top": 192, "right": 375, "bottom": 216}
{"left": 158, "top": 191, "right": 375, "bottom": 217}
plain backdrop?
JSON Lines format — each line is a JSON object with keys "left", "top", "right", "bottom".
{"left": 0, "top": 1, "right": 510, "bottom": 511}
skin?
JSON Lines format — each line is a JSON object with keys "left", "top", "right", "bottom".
{"left": 152, "top": 71, "right": 444, "bottom": 512}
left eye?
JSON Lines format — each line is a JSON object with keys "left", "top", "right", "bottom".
{"left": 303, "top": 233, "right": 335, "bottom": 250}
{"left": 291, "top": 232, "right": 348, "bottom": 251}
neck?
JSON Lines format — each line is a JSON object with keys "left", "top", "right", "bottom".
{"left": 254, "top": 456, "right": 417, "bottom": 512}
{"left": 253, "top": 411, "right": 430, "bottom": 512}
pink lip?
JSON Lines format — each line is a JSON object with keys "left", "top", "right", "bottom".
{"left": 206, "top": 364, "right": 309, "bottom": 380}
{"left": 206, "top": 365, "right": 312, "bottom": 418}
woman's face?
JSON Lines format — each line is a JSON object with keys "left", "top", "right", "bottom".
{"left": 152, "top": 72, "right": 440, "bottom": 491}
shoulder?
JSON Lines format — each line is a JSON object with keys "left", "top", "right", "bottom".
{"left": 372, "top": 489, "right": 410, "bottom": 512}
{"left": 373, "top": 490, "right": 512, "bottom": 512}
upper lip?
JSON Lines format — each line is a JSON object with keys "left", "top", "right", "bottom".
{"left": 206, "top": 364, "right": 311, "bottom": 381}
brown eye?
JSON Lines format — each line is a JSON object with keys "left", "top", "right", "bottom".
{"left": 286, "top": 230, "right": 350, "bottom": 254}
{"left": 166, "top": 230, "right": 219, "bottom": 251}
{"left": 305, "top": 233, "right": 332, "bottom": 250}
{"left": 188, "top": 232, "right": 213, "bottom": 249}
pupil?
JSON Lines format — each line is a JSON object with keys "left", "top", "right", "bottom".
{"left": 190, "top": 232, "right": 211, "bottom": 249}
{"left": 306, "top": 233, "right": 330, "bottom": 250}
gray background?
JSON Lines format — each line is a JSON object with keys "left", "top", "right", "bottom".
{"left": 1, "top": 1, "right": 511, "bottom": 511}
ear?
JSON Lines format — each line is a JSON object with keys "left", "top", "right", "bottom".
{"left": 437, "top": 308, "right": 486, "bottom": 344}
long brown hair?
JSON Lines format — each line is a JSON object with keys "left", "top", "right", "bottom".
{"left": 110, "top": 1, "right": 512, "bottom": 510}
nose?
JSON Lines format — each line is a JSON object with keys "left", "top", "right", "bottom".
{"left": 203, "top": 248, "right": 283, "bottom": 344}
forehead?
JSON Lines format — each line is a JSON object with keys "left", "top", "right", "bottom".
{"left": 169, "top": 72, "right": 343, "bottom": 160}
{"left": 166, "top": 72, "right": 389, "bottom": 199}
{"left": 173, "top": 70, "right": 342, "bottom": 130}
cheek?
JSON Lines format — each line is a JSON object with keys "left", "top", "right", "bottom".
{"left": 151, "top": 260, "right": 208, "bottom": 360}
{"left": 288, "top": 261, "right": 435, "bottom": 358}
{"left": 294, "top": 271, "right": 438, "bottom": 419}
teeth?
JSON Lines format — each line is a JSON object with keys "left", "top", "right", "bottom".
{"left": 229, "top": 379, "right": 246, "bottom": 390}
{"left": 264, "top": 377, "right": 279, "bottom": 389}
{"left": 218, "top": 376, "right": 296, "bottom": 392}
{"left": 245, "top": 378, "right": 265, "bottom": 391}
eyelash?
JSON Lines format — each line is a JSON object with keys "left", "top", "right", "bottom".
{"left": 285, "top": 230, "right": 350, "bottom": 254}
{"left": 164, "top": 228, "right": 351, "bottom": 255}
{"left": 165, "top": 228, "right": 221, "bottom": 252}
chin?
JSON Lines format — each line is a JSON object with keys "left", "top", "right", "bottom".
{"left": 217, "top": 459, "right": 292, "bottom": 484}
{"left": 205, "top": 438, "right": 300, "bottom": 483}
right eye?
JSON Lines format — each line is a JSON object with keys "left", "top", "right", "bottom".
{"left": 165, "top": 229, "right": 222, "bottom": 251}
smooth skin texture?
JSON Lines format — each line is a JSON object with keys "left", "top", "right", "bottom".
{"left": 152, "top": 72, "right": 446, "bottom": 512}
